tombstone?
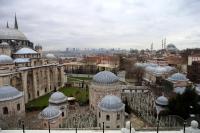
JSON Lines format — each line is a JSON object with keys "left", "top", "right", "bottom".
{"left": 121, "top": 121, "right": 136, "bottom": 133}
{"left": 185, "top": 120, "right": 200, "bottom": 133}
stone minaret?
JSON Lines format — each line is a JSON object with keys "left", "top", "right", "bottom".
{"left": 14, "top": 13, "right": 18, "bottom": 29}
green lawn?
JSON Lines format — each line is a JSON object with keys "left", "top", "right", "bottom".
{"left": 26, "top": 87, "right": 89, "bottom": 111}
{"left": 68, "top": 76, "right": 92, "bottom": 82}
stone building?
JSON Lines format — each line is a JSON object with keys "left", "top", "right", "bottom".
{"left": 39, "top": 106, "right": 62, "bottom": 129}
{"left": 187, "top": 61, "right": 200, "bottom": 84}
{"left": 0, "top": 15, "right": 65, "bottom": 104}
{"left": 97, "top": 95, "right": 125, "bottom": 129}
{"left": 89, "top": 71, "right": 122, "bottom": 112}
{"left": 49, "top": 91, "right": 68, "bottom": 119}
{"left": 0, "top": 85, "right": 25, "bottom": 127}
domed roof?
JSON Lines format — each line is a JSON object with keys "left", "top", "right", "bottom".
{"left": 14, "top": 58, "right": 30, "bottom": 63}
{"left": 46, "top": 53, "right": 56, "bottom": 59}
{"left": 174, "top": 87, "right": 186, "bottom": 95}
{"left": 145, "top": 66, "right": 155, "bottom": 73}
{"left": 168, "top": 73, "right": 189, "bottom": 81}
{"left": 49, "top": 91, "right": 67, "bottom": 104}
{"left": 166, "top": 43, "right": 178, "bottom": 51}
{"left": 0, "top": 42, "right": 9, "bottom": 47}
{"left": 0, "top": 85, "right": 23, "bottom": 101}
{"left": 153, "top": 66, "right": 167, "bottom": 75}
{"left": 15, "top": 47, "right": 37, "bottom": 54}
{"left": 0, "top": 28, "right": 27, "bottom": 40}
{"left": 40, "top": 106, "right": 61, "bottom": 120}
{"left": 93, "top": 71, "right": 119, "bottom": 84}
{"left": 0, "top": 55, "right": 13, "bottom": 64}
{"left": 98, "top": 95, "right": 124, "bottom": 111}
{"left": 155, "top": 96, "right": 168, "bottom": 106}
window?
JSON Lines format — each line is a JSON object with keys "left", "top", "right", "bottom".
{"left": 117, "top": 114, "right": 120, "bottom": 120}
{"left": 99, "top": 123, "right": 101, "bottom": 127}
{"left": 106, "top": 115, "right": 110, "bottom": 121}
{"left": 106, "top": 126, "right": 110, "bottom": 128}
{"left": 45, "top": 88, "right": 47, "bottom": 93}
{"left": 3, "top": 107, "right": 8, "bottom": 114}
{"left": 37, "top": 91, "right": 39, "bottom": 96}
{"left": 99, "top": 112, "right": 101, "bottom": 118}
{"left": 17, "top": 104, "right": 20, "bottom": 111}
{"left": 62, "top": 112, "right": 64, "bottom": 117}
{"left": 117, "top": 125, "right": 120, "bottom": 128}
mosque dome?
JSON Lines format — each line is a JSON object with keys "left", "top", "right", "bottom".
{"left": 46, "top": 53, "right": 56, "bottom": 59}
{"left": 49, "top": 91, "right": 67, "bottom": 104}
{"left": 0, "top": 85, "right": 23, "bottom": 101}
{"left": 15, "top": 47, "right": 37, "bottom": 54}
{"left": 168, "top": 73, "right": 189, "bottom": 81}
{"left": 40, "top": 106, "right": 61, "bottom": 120}
{"left": 155, "top": 96, "right": 168, "bottom": 106}
{"left": 98, "top": 95, "right": 124, "bottom": 111}
{"left": 0, "top": 55, "right": 13, "bottom": 64}
{"left": 166, "top": 43, "right": 178, "bottom": 52}
{"left": 0, "top": 28, "right": 27, "bottom": 40}
{"left": 93, "top": 71, "right": 119, "bottom": 84}
{"left": 174, "top": 87, "right": 186, "bottom": 95}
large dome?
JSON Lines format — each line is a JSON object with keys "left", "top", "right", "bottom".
{"left": 98, "top": 95, "right": 124, "bottom": 111}
{"left": 0, "top": 28, "right": 27, "bottom": 40}
{"left": 93, "top": 71, "right": 119, "bottom": 84}
{"left": 0, "top": 55, "right": 13, "bottom": 64}
{"left": 49, "top": 91, "right": 67, "bottom": 104}
{"left": 40, "top": 106, "right": 61, "bottom": 120}
{"left": 166, "top": 43, "right": 178, "bottom": 52}
{"left": 0, "top": 85, "right": 23, "bottom": 101}
{"left": 168, "top": 73, "right": 189, "bottom": 81}
{"left": 0, "top": 42, "right": 9, "bottom": 47}
{"left": 15, "top": 47, "right": 37, "bottom": 54}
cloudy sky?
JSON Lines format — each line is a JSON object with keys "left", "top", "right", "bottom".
{"left": 0, "top": 0, "right": 200, "bottom": 50}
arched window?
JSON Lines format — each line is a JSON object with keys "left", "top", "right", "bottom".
{"left": 117, "top": 114, "right": 120, "bottom": 120}
{"left": 106, "top": 115, "right": 110, "bottom": 121}
{"left": 37, "top": 90, "right": 39, "bottom": 96}
{"left": 99, "top": 112, "right": 101, "bottom": 118}
{"left": 3, "top": 107, "right": 8, "bottom": 114}
{"left": 45, "top": 88, "right": 47, "bottom": 93}
{"left": 17, "top": 104, "right": 20, "bottom": 111}
{"left": 62, "top": 112, "right": 64, "bottom": 117}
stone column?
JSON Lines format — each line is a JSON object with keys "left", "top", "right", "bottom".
{"left": 46, "top": 68, "right": 51, "bottom": 92}
{"left": 32, "top": 69, "right": 37, "bottom": 99}
{"left": 60, "top": 66, "right": 64, "bottom": 87}
{"left": 21, "top": 71, "right": 28, "bottom": 103}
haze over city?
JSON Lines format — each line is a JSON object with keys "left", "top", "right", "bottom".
{"left": 1, "top": 0, "right": 200, "bottom": 50}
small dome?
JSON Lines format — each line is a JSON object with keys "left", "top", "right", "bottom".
{"left": 0, "top": 55, "right": 13, "bottom": 64}
{"left": 93, "top": 71, "right": 119, "bottom": 84}
{"left": 0, "top": 42, "right": 9, "bottom": 47}
{"left": 98, "top": 95, "right": 124, "bottom": 111}
{"left": 153, "top": 66, "right": 167, "bottom": 75}
{"left": 0, "top": 28, "right": 27, "bottom": 40}
{"left": 155, "top": 96, "right": 168, "bottom": 106}
{"left": 168, "top": 73, "right": 189, "bottom": 81}
{"left": 40, "top": 106, "right": 61, "bottom": 120}
{"left": 46, "top": 54, "right": 56, "bottom": 59}
{"left": 164, "top": 66, "right": 176, "bottom": 72}
{"left": 191, "top": 120, "right": 199, "bottom": 128}
{"left": 49, "top": 91, "right": 67, "bottom": 104}
{"left": 145, "top": 66, "right": 155, "bottom": 73}
{"left": 174, "top": 87, "right": 186, "bottom": 95}
{"left": 0, "top": 85, "right": 23, "bottom": 101}
{"left": 14, "top": 58, "right": 30, "bottom": 63}
{"left": 15, "top": 47, "right": 37, "bottom": 54}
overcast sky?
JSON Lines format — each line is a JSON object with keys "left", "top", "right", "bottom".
{"left": 0, "top": 0, "right": 200, "bottom": 50}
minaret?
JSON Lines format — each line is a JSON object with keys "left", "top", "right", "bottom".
{"left": 162, "top": 39, "right": 163, "bottom": 49}
{"left": 164, "top": 38, "right": 166, "bottom": 49}
{"left": 14, "top": 13, "right": 18, "bottom": 29}
{"left": 151, "top": 42, "right": 153, "bottom": 51}
{"left": 6, "top": 21, "right": 9, "bottom": 28}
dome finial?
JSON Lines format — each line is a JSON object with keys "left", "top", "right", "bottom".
{"left": 14, "top": 13, "right": 18, "bottom": 29}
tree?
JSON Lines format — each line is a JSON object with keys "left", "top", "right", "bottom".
{"left": 168, "top": 86, "right": 200, "bottom": 119}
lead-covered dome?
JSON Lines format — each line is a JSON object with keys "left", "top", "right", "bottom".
{"left": 155, "top": 96, "right": 168, "bottom": 106}
{"left": 0, "top": 85, "right": 23, "bottom": 101}
{"left": 93, "top": 71, "right": 119, "bottom": 84}
{"left": 98, "top": 95, "right": 124, "bottom": 111}
{"left": 15, "top": 47, "right": 37, "bottom": 54}
{"left": 46, "top": 53, "right": 56, "bottom": 59}
{"left": 40, "top": 106, "right": 61, "bottom": 120}
{"left": 0, "top": 42, "right": 9, "bottom": 47}
{"left": 166, "top": 43, "right": 178, "bottom": 52}
{"left": 49, "top": 91, "right": 67, "bottom": 104}
{"left": 0, "top": 28, "right": 27, "bottom": 40}
{"left": 0, "top": 55, "right": 13, "bottom": 64}
{"left": 168, "top": 73, "right": 189, "bottom": 81}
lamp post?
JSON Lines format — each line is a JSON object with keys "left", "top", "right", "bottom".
{"left": 22, "top": 120, "right": 25, "bottom": 133}
{"left": 48, "top": 120, "right": 51, "bottom": 133}
{"left": 155, "top": 95, "right": 169, "bottom": 133}
{"left": 103, "top": 122, "right": 104, "bottom": 133}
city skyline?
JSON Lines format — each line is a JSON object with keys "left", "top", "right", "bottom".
{"left": 1, "top": 0, "right": 200, "bottom": 50}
